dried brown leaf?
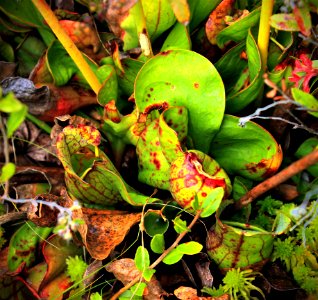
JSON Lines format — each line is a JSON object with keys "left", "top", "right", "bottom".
{"left": 74, "top": 209, "right": 141, "bottom": 260}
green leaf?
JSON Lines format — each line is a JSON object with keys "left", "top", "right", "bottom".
{"left": 0, "top": 162, "right": 16, "bottom": 183}
{"left": 6, "top": 105, "right": 28, "bottom": 138}
{"left": 200, "top": 187, "right": 224, "bottom": 218}
{"left": 150, "top": 234, "right": 165, "bottom": 254}
{"left": 216, "top": 7, "right": 261, "bottom": 48}
{"left": 295, "top": 137, "right": 318, "bottom": 177}
{"left": 176, "top": 241, "right": 203, "bottom": 255}
{"left": 0, "top": 39, "right": 14, "bottom": 62}
{"left": 292, "top": 88, "right": 318, "bottom": 118}
{"left": 188, "top": 0, "right": 222, "bottom": 31}
{"left": 8, "top": 222, "right": 51, "bottom": 272}
{"left": 210, "top": 115, "right": 282, "bottom": 181}
{"left": 162, "top": 248, "right": 183, "bottom": 265}
{"left": 161, "top": 22, "right": 191, "bottom": 51}
{"left": 144, "top": 212, "right": 169, "bottom": 237}
{"left": 173, "top": 216, "right": 189, "bottom": 234}
{"left": 0, "top": 92, "right": 25, "bottom": 113}
{"left": 97, "top": 65, "right": 118, "bottom": 106}
{"left": 130, "top": 282, "right": 147, "bottom": 296}
{"left": 134, "top": 246, "right": 150, "bottom": 272}
{"left": 225, "top": 30, "right": 263, "bottom": 113}
{"left": 232, "top": 176, "right": 253, "bottom": 201}
{"left": 135, "top": 49, "right": 225, "bottom": 153}
{"left": 142, "top": 268, "right": 156, "bottom": 281}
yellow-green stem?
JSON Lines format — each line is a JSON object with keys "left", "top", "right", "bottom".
{"left": 258, "top": 0, "right": 274, "bottom": 70}
{"left": 31, "top": 0, "right": 102, "bottom": 95}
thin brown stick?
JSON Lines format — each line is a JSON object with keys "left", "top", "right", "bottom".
{"left": 237, "top": 150, "right": 318, "bottom": 209}
{"left": 109, "top": 210, "right": 202, "bottom": 300}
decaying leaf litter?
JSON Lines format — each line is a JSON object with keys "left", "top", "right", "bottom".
{"left": 0, "top": 0, "right": 318, "bottom": 299}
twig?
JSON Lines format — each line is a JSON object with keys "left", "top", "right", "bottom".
{"left": 0, "top": 115, "right": 10, "bottom": 198}
{"left": 236, "top": 150, "right": 318, "bottom": 208}
{"left": 110, "top": 210, "right": 202, "bottom": 300}
{"left": 31, "top": 0, "right": 101, "bottom": 94}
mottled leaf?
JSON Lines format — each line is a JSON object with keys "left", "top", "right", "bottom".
{"left": 56, "top": 125, "right": 158, "bottom": 206}
{"left": 210, "top": 115, "right": 282, "bottom": 180}
{"left": 270, "top": 13, "right": 301, "bottom": 32}
{"left": 59, "top": 20, "right": 100, "bottom": 53}
{"left": 137, "top": 107, "right": 186, "bottom": 189}
{"left": 135, "top": 49, "right": 225, "bottom": 152}
{"left": 74, "top": 208, "right": 141, "bottom": 260}
{"left": 39, "top": 273, "right": 72, "bottom": 300}
{"left": 205, "top": 0, "right": 235, "bottom": 45}
{"left": 207, "top": 219, "right": 274, "bottom": 270}
{"left": 169, "top": 150, "right": 231, "bottom": 212}
{"left": 8, "top": 222, "right": 51, "bottom": 273}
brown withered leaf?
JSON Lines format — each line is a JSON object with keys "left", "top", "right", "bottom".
{"left": 0, "top": 62, "right": 17, "bottom": 81}
{"left": 59, "top": 20, "right": 100, "bottom": 53}
{"left": 205, "top": 0, "right": 235, "bottom": 45}
{"left": 73, "top": 208, "right": 141, "bottom": 260}
{"left": 106, "top": 258, "right": 167, "bottom": 300}
{"left": 103, "top": 0, "right": 138, "bottom": 39}
{"left": 174, "top": 286, "right": 229, "bottom": 300}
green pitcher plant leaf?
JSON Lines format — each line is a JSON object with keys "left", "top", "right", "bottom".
{"left": 8, "top": 222, "right": 52, "bottom": 273}
{"left": 56, "top": 124, "right": 158, "bottom": 206}
{"left": 169, "top": 150, "right": 231, "bottom": 212}
{"left": 207, "top": 218, "right": 274, "bottom": 271}
{"left": 225, "top": 30, "right": 263, "bottom": 113}
{"left": 135, "top": 49, "right": 225, "bottom": 153}
{"left": 136, "top": 106, "right": 187, "bottom": 190}
{"left": 209, "top": 115, "right": 282, "bottom": 181}
{"left": 161, "top": 22, "right": 191, "bottom": 51}
{"left": 97, "top": 65, "right": 118, "bottom": 106}
{"left": 216, "top": 7, "right": 261, "bottom": 49}
{"left": 188, "top": 0, "right": 222, "bottom": 31}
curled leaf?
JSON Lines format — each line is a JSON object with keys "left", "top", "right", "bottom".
{"left": 56, "top": 125, "right": 158, "bottom": 206}
{"left": 135, "top": 49, "right": 225, "bottom": 153}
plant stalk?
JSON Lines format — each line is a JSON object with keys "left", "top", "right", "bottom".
{"left": 31, "top": 0, "right": 102, "bottom": 95}
{"left": 109, "top": 210, "right": 202, "bottom": 300}
{"left": 258, "top": 0, "right": 274, "bottom": 70}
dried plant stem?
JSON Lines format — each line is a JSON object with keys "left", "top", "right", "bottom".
{"left": 258, "top": 0, "right": 274, "bottom": 69}
{"left": 110, "top": 210, "right": 202, "bottom": 300}
{"left": 0, "top": 115, "right": 10, "bottom": 198}
{"left": 31, "top": 0, "right": 101, "bottom": 95}
{"left": 237, "top": 150, "right": 318, "bottom": 208}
